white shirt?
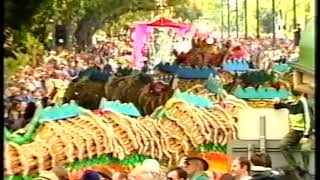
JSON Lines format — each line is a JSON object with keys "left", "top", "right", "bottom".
{"left": 27, "top": 82, "right": 36, "bottom": 91}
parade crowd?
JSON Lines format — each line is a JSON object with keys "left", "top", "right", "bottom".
{"left": 37, "top": 152, "right": 292, "bottom": 180}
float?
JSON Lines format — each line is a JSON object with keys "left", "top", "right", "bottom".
{"left": 5, "top": 80, "right": 246, "bottom": 179}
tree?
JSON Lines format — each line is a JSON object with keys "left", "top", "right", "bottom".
{"left": 4, "top": 0, "right": 46, "bottom": 30}
{"left": 103, "top": 10, "right": 153, "bottom": 36}
{"left": 74, "top": 0, "right": 156, "bottom": 50}
{"left": 173, "top": 5, "right": 202, "bottom": 21}
{"left": 260, "top": 9, "right": 274, "bottom": 34}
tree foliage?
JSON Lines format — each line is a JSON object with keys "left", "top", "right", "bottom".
{"left": 73, "top": 0, "right": 157, "bottom": 49}
{"left": 4, "top": 0, "right": 315, "bottom": 66}
{"left": 4, "top": 0, "right": 46, "bottom": 30}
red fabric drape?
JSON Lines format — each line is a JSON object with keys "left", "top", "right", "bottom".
{"left": 147, "top": 17, "right": 189, "bottom": 28}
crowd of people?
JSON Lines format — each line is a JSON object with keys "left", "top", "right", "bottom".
{"left": 238, "top": 37, "right": 299, "bottom": 70}
{"left": 34, "top": 152, "right": 311, "bottom": 180}
{"left": 4, "top": 44, "right": 129, "bottom": 131}
{"left": 91, "top": 35, "right": 133, "bottom": 58}
{"left": 3, "top": 33, "right": 138, "bottom": 132}
{"left": 172, "top": 33, "right": 298, "bottom": 71}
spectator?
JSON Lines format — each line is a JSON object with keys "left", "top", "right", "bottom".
{"left": 34, "top": 170, "right": 60, "bottom": 180}
{"left": 129, "top": 159, "right": 162, "bottom": 180}
{"left": 7, "top": 101, "right": 25, "bottom": 131}
{"left": 141, "top": 159, "right": 161, "bottom": 174}
{"left": 32, "top": 89, "right": 43, "bottom": 103}
{"left": 294, "top": 24, "right": 301, "bottom": 46}
{"left": 19, "top": 87, "right": 33, "bottom": 103}
{"left": 82, "top": 170, "right": 112, "bottom": 180}
{"left": 41, "top": 97, "right": 54, "bottom": 108}
{"left": 112, "top": 172, "right": 128, "bottom": 180}
{"left": 103, "top": 59, "right": 113, "bottom": 75}
{"left": 23, "top": 101, "right": 37, "bottom": 123}
{"left": 250, "top": 152, "right": 272, "bottom": 169}
{"left": 51, "top": 166, "right": 68, "bottom": 180}
{"left": 183, "top": 157, "right": 209, "bottom": 180}
{"left": 231, "top": 156, "right": 251, "bottom": 180}
{"left": 249, "top": 152, "right": 279, "bottom": 179}
{"left": 166, "top": 167, "right": 188, "bottom": 180}
{"left": 220, "top": 173, "right": 234, "bottom": 180}
{"left": 131, "top": 171, "right": 161, "bottom": 180}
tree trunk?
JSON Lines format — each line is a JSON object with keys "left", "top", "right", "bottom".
{"left": 256, "top": 0, "right": 260, "bottom": 39}
{"left": 272, "top": 0, "right": 276, "bottom": 45}
{"left": 293, "top": 0, "right": 297, "bottom": 29}
{"left": 244, "top": 0, "right": 248, "bottom": 39}
{"left": 227, "top": 0, "right": 230, "bottom": 37}
{"left": 221, "top": 0, "right": 224, "bottom": 38}
{"left": 74, "top": 13, "right": 105, "bottom": 51}
{"left": 236, "top": 0, "right": 238, "bottom": 38}
{"left": 65, "top": 19, "right": 73, "bottom": 49}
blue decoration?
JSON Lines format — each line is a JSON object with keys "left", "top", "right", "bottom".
{"left": 157, "top": 63, "right": 179, "bottom": 73}
{"left": 223, "top": 60, "right": 251, "bottom": 72}
{"left": 38, "top": 103, "right": 84, "bottom": 122}
{"left": 232, "top": 85, "right": 289, "bottom": 99}
{"left": 204, "top": 74, "right": 224, "bottom": 94}
{"left": 158, "top": 63, "right": 217, "bottom": 79}
{"left": 272, "top": 63, "right": 291, "bottom": 73}
{"left": 99, "top": 98, "right": 141, "bottom": 117}
{"left": 173, "top": 89, "right": 214, "bottom": 108}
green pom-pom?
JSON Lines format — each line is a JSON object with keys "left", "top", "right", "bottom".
{"left": 65, "top": 166, "right": 72, "bottom": 172}
{"left": 200, "top": 146, "right": 206, "bottom": 152}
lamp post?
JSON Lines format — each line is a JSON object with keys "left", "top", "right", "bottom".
{"left": 48, "top": 19, "right": 55, "bottom": 50}
{"left": 236, "top": 0, "right": 239, "bottom": 38}
{"left": 256, "top": 0, "right": 260, "bottom": 39}
{"left": 293, "top": 0, "right": 297, "bottom": 29}
{"left": 221, "top": 0, "right": 224, "bottom": 38}
{"left": 227, "top": 0, "right": 230, "bottom": 37}
{"left": 272, "top": 0, "right": 276, "bottom": 45}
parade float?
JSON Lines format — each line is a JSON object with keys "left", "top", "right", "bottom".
{"left": 291, "top": 17, "right": 315, "bottom": 97}
{"left": 5, "top": 81, "right": 245, "bottom": 179}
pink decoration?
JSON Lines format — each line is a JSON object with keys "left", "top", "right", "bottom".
{"left": 132, "top": 24, "right": 148, "bottom": 69}
{"left": 231, "top": 47, "right": 249, "bottom": 60}
{"left": 131, "top": 17, "right": 191, "bottom": 69}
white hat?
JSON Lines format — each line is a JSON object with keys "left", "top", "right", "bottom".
{"left": 206, "top": 38, "right": 214, "bottom": 44}
{"left": 141, "top": 159, "right": 161, "bottom": 173}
